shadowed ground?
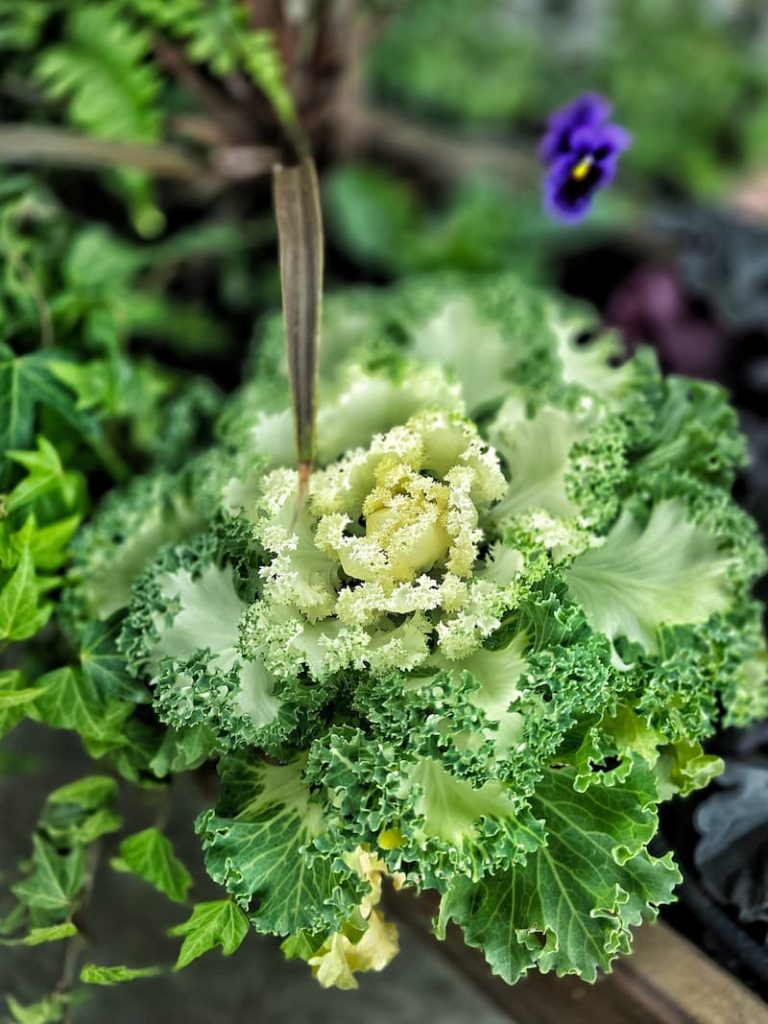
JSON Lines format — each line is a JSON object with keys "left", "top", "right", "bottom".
{"left": 0, "top": 722, "right": 509, "bottom": 1024}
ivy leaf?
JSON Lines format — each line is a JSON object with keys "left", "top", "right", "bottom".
{"left": 2, "top": 922, "right": 78, "bottom": 946}
{"left": 47, "top": 774, "right": 117, "bottom": 809}
{"left": 20, "top": 514, "right": 82, "bottom": 572}
{"left": 0, "top": 344, "right": 92, "bottom": 453}
{"left": 40, "top": 775, "right": 122, "bottom": 846}
{"left": 114, "top": 827, "right": 192, "bottom": 903}
{"left": 169, "top": 900, "right": 249, "bottom": 970}
{"left": 79, "top": 615, "right": 149, "bottom": 704}
{"left": 5, "top": 436, "right": 83, "bottom": 513}
{"left": 0, "top": 671, "right": 48, "bottom": 715}
{"left": 31, "top": 666, "right": 133, "bottom": 756}
{"left": 11, "top": 836, "right": 86, "bottom": 919}
{"left": 6, "top": 994, "right": 68, "bottom": 1024}
{"left": 0, "top": 546, "right": 51, "bottom": 641}
{"left": 79, "top": 963, "right": 162, "bottom": 986}
{"left": 0, "top": 342, "right": 122, "bottom": 481}
{"left": 149, "top": 724, "right": 217, "bottom": 777}
{"left": 437, "top": 761, "right": 681, "bottom": 984}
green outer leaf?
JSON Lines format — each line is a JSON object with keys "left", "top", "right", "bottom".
{"left": 197, "top": 757, "right": 361, "bottom": 935}
{"left": 169, "top": 899, "right": 248, "bottom": 970}
{"left": 564, "top": 501, "right": 733, "bottom": 653}
{"left": 117, "top": 827, "right": 192, "bottom": 903}
{"left": 79, "top": 963, "right": 161, "bottom": 986}
{"left": 437, "top": 761, "right": 681, "bottom": 984}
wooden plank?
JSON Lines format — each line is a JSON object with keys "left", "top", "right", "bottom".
{"left": 389, "top": 890, "right": 768, "bottom": 1024}
{"left": 613, "top": 923, "right": 768, "bottom": 1024}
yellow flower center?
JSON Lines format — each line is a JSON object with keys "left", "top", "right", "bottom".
{"left": 571, "top": 155, "right": 593, "bottom": 181}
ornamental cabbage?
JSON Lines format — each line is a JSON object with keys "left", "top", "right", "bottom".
{"left": 68, "top": 274, "right": 767, "bottom": 988}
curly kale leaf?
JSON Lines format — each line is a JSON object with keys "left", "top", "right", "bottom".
{"left": 437, "top": 760, "right": 680, "bottom": 984}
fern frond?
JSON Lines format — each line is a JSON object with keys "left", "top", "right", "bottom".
{"left": 128, "top": 0, "right": 298, "bottom": 134}
{"left": 0, "top": 0, "right": 54, "bottom": 51}
{"left": 36, "top": 6, "right": 161, "bottom": 142}
{"left": 36, "top": 4, "right": 164, "bottom": 235}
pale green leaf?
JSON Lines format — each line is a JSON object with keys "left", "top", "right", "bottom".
{"left": 565, "top": 501, "right": 733, "bottom": 652}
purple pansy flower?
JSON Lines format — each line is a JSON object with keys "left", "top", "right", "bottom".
{"left": 539, "top": 92, "right": 612, "bottom": 165}
{"left": 540, "top": 93, "right": 631, "bottom": 223}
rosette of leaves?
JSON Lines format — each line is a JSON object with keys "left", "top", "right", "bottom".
{"left": 62, "top": 274, "right": 767, "bottom": 989}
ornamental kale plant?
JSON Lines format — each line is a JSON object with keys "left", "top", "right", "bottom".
{"left": 63, "top": 276, "right": 768, "bottom": 988}
{"left": 1, "top": 1, "right": 767, "bottom": 1014}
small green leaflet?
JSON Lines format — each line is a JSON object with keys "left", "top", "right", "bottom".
{"left": 0, "top": 902, "right": 26, "bottom": 937}
{"left": 11, "top": 836, "right": 86, "bottom": 919}
{"left": 437, "top": 761, "right": 681, "bottom": 984}
{"left": 0, "top": 546, "right": 51, "bottom": 642}
{"left": 79, "top": 963, "right": 162, "bottom": 986}
{"left": 114, "top": 827, "right": 192, "bottom": 903}
{"left": 169, "top": 899, "right": 249, "bottom": 970}
{"left": 2, "top": 922, "right": 78, "bottom": 946}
